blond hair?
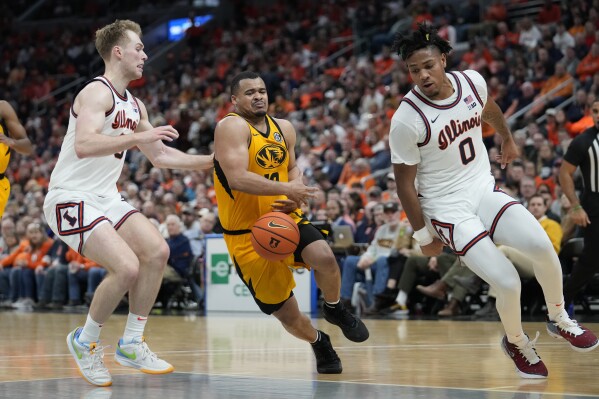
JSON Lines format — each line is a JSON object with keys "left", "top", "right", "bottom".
{"left": 95, "top": 19, "right": 142, "bottom": 61}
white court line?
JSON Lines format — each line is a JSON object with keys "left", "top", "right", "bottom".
{"left": 0, "top": 368, "right": 596, "bottom": 397}
{"left": 0, "top": 340, "right": 569, "bottom": 360}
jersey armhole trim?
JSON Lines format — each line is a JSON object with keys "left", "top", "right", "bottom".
{"left": 458, "top": 71, "right": 485, "bottom": 108}
{"left": 71, "top": 78, "right": 115, "bottom": 118}
{"left": 401, "top": 98, "right": 431, "bottom": 147}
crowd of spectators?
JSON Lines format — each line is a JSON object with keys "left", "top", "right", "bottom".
{"left": 0, "top": 0, "right": 597, "bottom": 315}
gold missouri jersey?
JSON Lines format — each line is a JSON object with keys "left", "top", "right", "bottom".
{"left": 0, "top": 118, "right": 11, "bottom": 174}
{"left": 214, "top": 113, "right": 296, "bottom": 233}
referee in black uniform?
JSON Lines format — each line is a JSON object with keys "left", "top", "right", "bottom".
{"left": 560, "top": 99, "right": 599, "bottom": 309}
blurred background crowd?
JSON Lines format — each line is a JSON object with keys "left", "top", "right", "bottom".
{"left": 0, "top": 0, "right": 597, "bottom": 318}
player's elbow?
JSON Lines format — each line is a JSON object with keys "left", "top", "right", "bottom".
{"left": 19, "top": 144, "right": 34, "bottom": 156}
{"left": 74, "top": 139, "right": 99, "bottom": 158}
{"left": 226, "top": 173, "right": 249, "bottom": 192}
{"left": 148, "top": 153, "right": 167, "bottom": 169}
{"left": 227, "top": 177, "right": 241, "bottom": 191}
{"left": 74, "top": 142, "right": 91, "bottom": 158}
{"left": 150, "top": 159, "right": 167, "bottom": 169}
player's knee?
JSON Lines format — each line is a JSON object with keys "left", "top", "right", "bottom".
{"left": 155, "top": 241, "right": 170, "bottom": 265}
{"left": 318, "top": 250, "right": 339, "bottom": 271}
{"left": 139, "top": 240, "right": 169, "bottom": 269}
{"left": 493, "top": 274, "right": 521, "bottom": 298}
{"left": 526, "top": 238, "right": 554, "bottom": 257}
{"left": 117, "top": 259, "right": 140, "bottom": 287}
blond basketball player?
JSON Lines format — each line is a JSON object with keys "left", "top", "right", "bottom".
{"left": 0, "top": 100, "right": 33, "bottom": 217}
{"left": 43, "top": 20, "right": 213, "bottom": 386}
{"left": 389, "top": 24, "right": 597, "bottom": 379}
{"left": 213, "top": 71, "right": 368, "bottom": 374}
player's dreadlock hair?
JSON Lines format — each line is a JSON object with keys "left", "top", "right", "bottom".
{"left": 392, "top": 23, "right": 452, "bottom": 61}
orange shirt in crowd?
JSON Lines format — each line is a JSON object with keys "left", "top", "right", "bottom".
{"left": 66, "top": 248, "right": 98, "bottom": 271}
{"left": 534, "top": 175, "right": 557, "bottom": 198}
{"left": 576, "top": 52, "right": 599, "bottom": 81}
{"left": 539, "top": 73, "right": 574, "bottom": 99}
{"left": 1, "top": 240, "right": 31, "bottom": 267}
{"left": 566, "top": 114, "right": 594, "bottom": 136}
{"left": 482, "top": 122, "right": 496, "bottom": 139}
{"left": 1, "top": 238, "right": 53, "bottom": 269}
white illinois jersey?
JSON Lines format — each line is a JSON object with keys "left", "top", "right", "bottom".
{"left": 389, "top": 70, "right": 491, "bottom": 198}
{"left": 49, "top": 76, "right": 140, "bottom": 197}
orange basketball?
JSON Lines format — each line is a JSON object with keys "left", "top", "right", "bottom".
{"left": 250, "top": 212, "right": 300, "bottom": 261}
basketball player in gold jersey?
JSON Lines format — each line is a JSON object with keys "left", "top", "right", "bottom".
{"left": 0, "top": 100, "right": 33, "bottom": 217}
{"left": 214, "top": 71, "right": 369, "bottom": 374}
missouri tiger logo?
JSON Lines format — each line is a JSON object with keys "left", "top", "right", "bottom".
{"left": 255, "top": 144, "right": 287, "bottom": 169}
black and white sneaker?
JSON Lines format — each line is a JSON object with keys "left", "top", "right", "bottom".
{"left": 311, "top": 331, "right": 342, "bottom": 374}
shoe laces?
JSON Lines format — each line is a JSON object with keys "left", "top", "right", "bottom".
{"left": 132, "top": 337, "right": 160, "bottom": 363}
{"left": 517, "top": 332, "right": 541, "bottom": 365}
{"left": 553, "top": 314, "right": 584, "bottom": 336}
{"left": 86, "top": 343, "right": 111, "bottom": 373}
{"left": 336, "top": 303, "right": 358, "bottom": 328}
{"left": 313, "top": 339, "right": 339, "bottom": 361}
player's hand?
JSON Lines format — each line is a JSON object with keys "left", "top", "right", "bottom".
{"left": 571, "top": 207, "right": 591, "bottom": 227}
{"left": 0, "top": 135, "right": 16, "bottom": 147}
{"left": 421, "top": 238, "right": 444, "bottom": 257}
{"left": 285, "top": 180, "right": 318, "bottom": 206}
{"left": 136, "top": 125, "right": 179, "bottom": 144}
{"left": 271, "top": 199, "right": 298, "bottom": 214}
{"left": 496, "top": 138, "right": 520, "bottom": 169}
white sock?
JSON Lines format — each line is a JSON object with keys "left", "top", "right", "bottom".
{"left": 79, "top": 314, "right": 103, "bottom": 344}
{"left": 507, "top": 332, "right": 528, "bottom": 348}
{"left": 122, "top": 312, "right": 147, "bottom": 344}
{"left": 547, "top": 301, "right": 566, "bottom": 321}
{"left": 396, "top": 290, "right": 407, "bottom": 306}
{"left": 325, "top": 299, "right": 340, "bottom": 307}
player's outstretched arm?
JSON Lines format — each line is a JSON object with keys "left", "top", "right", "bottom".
{"left": 214, "top": 116, "right": 316, "bottom": 205}
{"left": 135, "top": 98, "right": 213, "bottom": 170}
{"left": 0, "top": 100, "right": 33, "bottom": 155}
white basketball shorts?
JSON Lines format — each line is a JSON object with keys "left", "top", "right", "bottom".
{"left": 420, "top": 175, "right": 521, "bottom": 256}
{"left": 43, "top": 189, "right": 139, "bottom": 254}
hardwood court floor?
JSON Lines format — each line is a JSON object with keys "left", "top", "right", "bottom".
{"left": 0, "top": 311, "right": 598, "bottom": 399}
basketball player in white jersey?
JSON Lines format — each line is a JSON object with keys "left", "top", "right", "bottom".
{"left": 389, "top": 24, "right": 597, "bottom": 379}
{"left": 43, "top": 20, "right": 213, "bottom": 386}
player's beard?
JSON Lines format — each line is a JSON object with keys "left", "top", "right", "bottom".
{"left": 254, "top": 110, "right": 267, "bottom": 117}
{"left": 422, "top": 83, "right": 440, "bottom": 99}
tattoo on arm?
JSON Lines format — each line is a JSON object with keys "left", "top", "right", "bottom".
{"left": 482, "top": 100, "right": 510, "bottom": 140}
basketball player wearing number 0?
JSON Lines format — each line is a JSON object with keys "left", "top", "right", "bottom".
{"left": 389, "top": 24, "right": 597, "bottom": 379}
{"left": 42, "top": 20, "right": 214, "bottom": 386}
{"left": 213, "top": 71, "right": 369, "bottom": 374}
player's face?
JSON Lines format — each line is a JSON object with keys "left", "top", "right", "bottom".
{"left": 232, "top": 78, "right": 268, "bottom": 118}
{"left": 118, "top": 30, "right": 147, "bottom": 80}
{"left": 592, "top": 101, "right": 599, "bottom": 129}
{"left": 406, "top": 47, "right": 448, "bottom": 100}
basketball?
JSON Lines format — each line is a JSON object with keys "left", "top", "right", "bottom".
{"left": 250, "top": 212, "right": 300, "bottom": 261}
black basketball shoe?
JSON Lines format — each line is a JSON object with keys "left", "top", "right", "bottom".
{"left": 322, "top": 301, "right": 369, "bottom": 342}
{"left": 311, "top": 331, "right": 342, "bottom": 374}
